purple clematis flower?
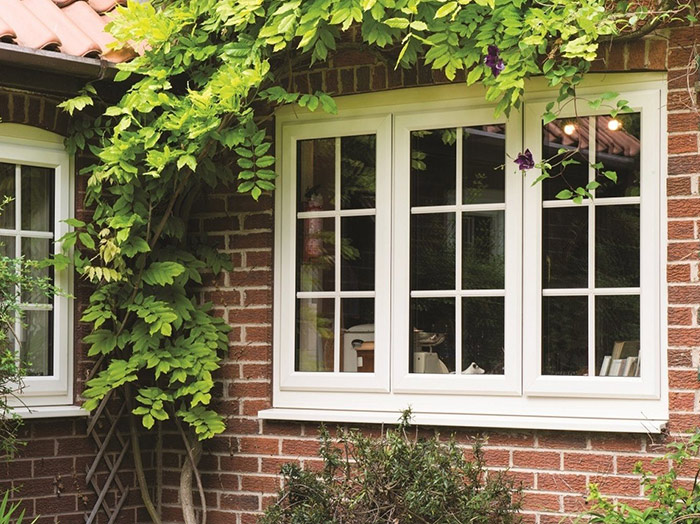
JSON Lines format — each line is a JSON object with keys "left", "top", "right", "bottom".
{"left": 515, "top": 149, "right": 535, "bottom": 171}
{"left": 484, "top": 45, "right": 505, "bottom": 77}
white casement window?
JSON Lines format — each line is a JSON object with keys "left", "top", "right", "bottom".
{"left": 0, "top": 124, "right": 75, "bottom": 412}
{"left": 265, "top": 74, "right": 668, "bottom": 433}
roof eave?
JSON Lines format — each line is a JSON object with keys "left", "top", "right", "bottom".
{"left": 0, "top": 41, "right": 118, "bottom": 79}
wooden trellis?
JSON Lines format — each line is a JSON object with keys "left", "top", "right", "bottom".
{"left": 83, "top": 360, "right": 133, "bottom": 524}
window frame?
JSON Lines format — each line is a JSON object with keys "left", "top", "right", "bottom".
{"left": 522, "top": 85, "right": 664, "bottom": 401}
{"left": 267, "top": 75, "right": 668, "bottom": 433}
{"left": 0, "top": 124, "right": 74, "bottom": 408}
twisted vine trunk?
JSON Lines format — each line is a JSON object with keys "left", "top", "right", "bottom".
{"left": 179, "top": 438, "right": 203, "bottom": 524}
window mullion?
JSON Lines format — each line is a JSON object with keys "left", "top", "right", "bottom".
{"left": 587, "top": 116, "right": 596, "bottom": 377}
{"left": 334, "top": 137, "right": 341, "bottom": 373}
{"left": 14, "top": 164, "right": 21, "bottom": 367}
{"left": 455, "top": 128, "right": 463, "bottom": 375}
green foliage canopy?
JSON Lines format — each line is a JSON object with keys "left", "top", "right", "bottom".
{"left": 60, "top": 0, "right": 692, "bottom": 440}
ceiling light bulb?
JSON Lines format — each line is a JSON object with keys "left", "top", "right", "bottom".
{"left": 607, "top": 118, "right": 621, "bottom": 131}
{"left": 563, "top": 123, "right": 576, "bottom": 135}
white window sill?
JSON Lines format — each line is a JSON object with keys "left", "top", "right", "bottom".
{"left": 11, "top": 405, "right": 89, "bottom": 419}
{"left": 258, "top": 408, "right": 666, "bottom": 434}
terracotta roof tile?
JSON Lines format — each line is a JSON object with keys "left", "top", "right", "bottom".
{"left": 0, "top": 0, "right": 133, "bottom": 62}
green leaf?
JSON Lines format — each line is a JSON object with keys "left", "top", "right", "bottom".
{"left": 555, "top": 189, "right": 573, "bottom": 199}
{"left": 79, "top": 232, "right": 96, "bottom": 250}
{"left": 384, "top": 17, "right": 409, "bottom": 28}
{"left": 142, "top": 261, "right": 186, "bottom": 286}
{"left": 435, "top": 2, "right": 458, "bottom": 18}
{"left": 603, "top": 170, "right": 618, "bottom": 183}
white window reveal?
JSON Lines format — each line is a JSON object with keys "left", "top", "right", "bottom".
{"left": 266, "top": 75, "right": 668, "bottom": 433}
{"left": 0, "top": 124, "right": 76, "bottom": 412}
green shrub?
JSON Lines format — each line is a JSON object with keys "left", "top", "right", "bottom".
{"left": 261, "top": 411, "right": 521, "bottom": 524}
{"left": 0, "top": 491, "right": 37, "bottom": 524}
{"left": 581, "top": 430, "right": 700, "bottom": 524}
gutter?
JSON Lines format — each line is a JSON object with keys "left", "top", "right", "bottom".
{"left": 0, "top": 41, "right": 118, "bottom": 80}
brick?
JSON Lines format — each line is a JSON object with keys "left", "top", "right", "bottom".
{"left": 537, "top": 473, "right": 588, "bottom": 493}
{"left": 590, "top": 434, "right": 643, "bottom": 452}
{"left": 669, "top": 133, "right": 698, "bottom": 154}
{"left": 669, "top": 391, "right": 696, "bottom": 412}
{"left": 669, "top": 306, "right": 694, "bottom": 326}
{"left": 483, "top": 448, "right": 510, "bottom": 467}
{"left": 668, "top": 219, "right": 695, "bottom": 239}
{"left": 281, "top": 438, "right": 320, "bottom": 456}
{"left": 240, "top": 474, "right": 279, "bottom": 492}
{"left": 237, "top": 437, "right": 279, "bottom": 455}
{"left": 521, "top": 492, "right": 560, "bottom": 511}
{"left": 616, "top": 454, "right": 668, "bottom": 475}
{"left": 563, "top": 453, "right": 614, "bottom": 473}
{"left": 668, "top": 112, "right": 700, "bottom": 133}
{"left": 669, "top": 369, "right": 700, "bottom": 388}
{"left": 668, "top": 241, "right": 700, "bottom": 261}
{"left": 220, "top": 493, "right": 260, "bottom": 511}
{"left": 537, "top": 432, "right": 587, "bottom": 450}
{"left": 513, "top": 450, "right": 560, "bottom": 470}
{"left": 668, "top": 327, "right": 700, "bottom": 346}
{"left": 668, "top": 199, "right": 700, "bottom": 218}
{"left": 668, "top": 348, "right": 693, "bottom": 367}
{"left": 626, "top": 40, "right": 645, "bottom": 70}
{"left": 667, "top": 264, "right": 691, "bottom": 283}
{"left": 589, "top": 475, "right": 641, "bottom": 496}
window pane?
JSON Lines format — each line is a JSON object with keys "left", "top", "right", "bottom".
{"left": 410, "top": 298, "right": 455, "bottom": 374}
{"left": 596, "top": 205, "right": 640, "bottom": 287}
{"left": 297, "top": 138, "right": 335, "bottom": 212}
{"left": 542, "top": 207, "right": 588, "bottom": 289}
{"left": 21, "top": 165, "right": 54, "bottom": 232}
{"left": 595, "top": 114, "right": 640, "bottom": 198}
{"left": 296, "top": 218, "right": 334, "bottom": 292}
{"left": 463, "top": 210, "right": 504, "bottom": 289}
{"left": 0, "top": 237, "right": 16, "bottom": 299}
{"left": 20, "top": 309, "right": 53, "bottom": 377}
{"left": 463, "top": 125, "right": 505, "bottom": 204}
{"left": 341, "top": 216, "right": 375, "bottom": 291}
{"left": 0, "top": 236, "right": 14, "bottom": 258}
{"left": 595, "top": 295, "right": 639, "bottom": 377}
{"left": 462, "top": 297, "right": 504, "bottom": 375}
{"left": 341, "top": 135, "right": 376, "bottom": 209}
{"left": 21, "top": 238, "right": 52, "bottom": 304}
{"left": 542, "top": 118, "right": 590, "bottom": 201}
{"left": 340, "top": 298, "right": 374, "bottom": 373}
{"left": 542, "top": 296, "right": 588, "bottom": 376}
{"left": 295, "top": 298, "right": 334, "bottom": 372}
{"left": 0, "top": 163, "right": 15, "bottom": 229}
{"left": 411, "top": 213, "right": 455, "bottom": 290}
{"left": 411, "top": 129, "right": 456, "bottom": 207}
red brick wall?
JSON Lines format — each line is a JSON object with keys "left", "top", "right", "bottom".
{"left": 158, "top": 26, "right": 700, "bottom": 524}
{"left": 2, "top": 23, "right": 699, "bottom": 524}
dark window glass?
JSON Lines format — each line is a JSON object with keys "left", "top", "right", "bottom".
{"left": 21, "top": 165, "right": 54, "bottom": 232}
{"left": 463, "top": 125, "right": 505, "bottom": 204}
{"left": 0, "top": 163, "right": 15, "bottom": 229}
{"left": 297, "top": 138, "right": 335, "bottom": 212}
{"left": 463, "top": 211, "right": 504, "bottom": 289}
{"left": 595, "top": 295, "right": 640, "bottom": 376}
{"left": 410, "top": 298, "right": 455, "bottom": 374}
{"left": 341, "top": 216, "right": 375, "bottom": 291}
{"left": 542, "top": 207, "right": 588, "bottom": 288}
{"left": 410, "top": 213, "right": 455, "bottom": 290}
{"left": 596, "top": 205, "right": 640, "bottom": 287}
{"left": 340, "top": 298, "right": 375, "bottom": 373}
{"left": 542, "top": 118, "right": 590, "bottom": 201}
{"left": 542, "top": 296, "right": 588, "bottom": 376}
{"left": 295, "top": 298, "right": 334, "bottom": 372}
{"left": 595, "top": 114, "right": 641, "bottom": 198}
{"left": 296, "top": 218, "right": 335, "bottom": 292}
{"left": 411, "top": 129, "right": 456, "bottom": 207}
{"left": 341, "top": 135, "right": 376, "bottom": 209}
{"left": 462, "top": 297, "right": 504, "bottom": 375}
